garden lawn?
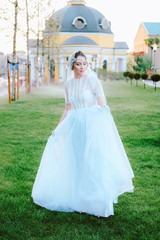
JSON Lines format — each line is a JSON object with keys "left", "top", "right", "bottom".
{"left": 0, "top": 80, "right": 160, "bottom": 240}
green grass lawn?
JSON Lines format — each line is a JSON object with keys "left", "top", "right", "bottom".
{"left": 0, "top": 80, "right": 160, "bottom": 240}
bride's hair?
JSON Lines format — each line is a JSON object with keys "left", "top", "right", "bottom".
{"left": 75, "top": 51, "right": 86, "bottom": 59}
{"left": 71, "top": 51, "right": 87, "bottom": 70}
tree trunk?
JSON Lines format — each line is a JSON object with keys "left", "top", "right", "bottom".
{"left": 25, "top": 0, "right": 30, "bottom": 93}
{"left": 36, "top": 0, "right": 40, "bottom": 87}
{"left": 48, "top": 37, "right": 50, "bottom": 85}
{"left": 12, "top": 0, "right": 18, "bottom": 101}
{"left": 42, "top": 39, "right": 45, "bottom": 85}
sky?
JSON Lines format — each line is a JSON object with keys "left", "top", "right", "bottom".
{"left": 0, "top": 0, "right": 160, "bottom": 54}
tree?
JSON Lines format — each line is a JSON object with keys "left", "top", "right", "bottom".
{"left": 123, "top": 71, "right": 130, "bottom": 82}
{"left": 43, "top": 12, "right": 61, "bottom": 84}
{"left": 29, "top": 0, "right": 43, "bottom": 87}
{"left": 12, "top": 0, "right": 18, "bottom": 101}
{"left": 1, "top": 0, "right": 61, "bottom": 89}
{"left": 134, "top": 73, "right": 141, "bottom": 87}
{"left": 145, "top": 38, "right": 160, "bottom": 50}
{"left": 25, "top": 0, "right": 30, "bottom": 93}
{"left": 128, "top": 72, "right": 134, "bottom": 85}
{"left": 144, "top": 38, "right": 160, "bottom": 65}
{"left": 141, "top": 73, "right": 148, "bottom": 89}
{"left": 133, "top": 53, "right": 152, "bottom": 72}
{"left": 127, "top": 53, "right": 134, "bottom": 72}
{"left": 151, "top": 73, "right": 160, "bottom": 91}
{"left": 29, "top": 1, "right": 61, "bottom": 86}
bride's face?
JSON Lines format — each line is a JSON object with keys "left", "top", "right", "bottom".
{"left": 73, "top": 56, "right": 88, "bottom": 77}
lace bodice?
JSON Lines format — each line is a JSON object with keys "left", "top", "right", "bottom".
{"left": 65, "top": 75, "right": 106, "bottom": 109}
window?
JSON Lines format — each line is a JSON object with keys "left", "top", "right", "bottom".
{"left": 72, "top": 16, "right": 87, "bottom": 29}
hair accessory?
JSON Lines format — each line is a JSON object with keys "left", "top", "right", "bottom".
{"left": 66, "top": 52, "right": 77, "bottom": 81}
{"left": 67, "top": 53, "right": 77, "bottom": 70}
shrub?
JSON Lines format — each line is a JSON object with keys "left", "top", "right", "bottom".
{"left": 108, "top": 72, "right": 125, "bottom": 80}
{"left": 123, "top": 71, "right": 130, "bottom": 78}
{"left": 134, "top": 73, "right": 141, "bottom": 80}
{"left": 128, "top": 72, "right": 134, "bottom": 85}
{"left": 98, "top": 70, "right": 125, "bottom": 81}
{"left": 151, "top": 73, "right": 160, "bottom": 91}
{"left": 98, "top": 69, "right": 108, "bottom": 81}
{"left": 128, "top": 72, "right": 134, "bottom": 79}
{"left": 151, "top": 73, "right": 160, "bottom": 82}
{"left": 123, "top": 71, "right": 130, "bottom": 82}
{"left": 134, "top": 73, "right": 141, "bottom": 86}
{"left": 141, "top": 73, "right": 148, "bottom": 80}
{"left": 141, "top": 73, "right": 148, "bottom": 89}
{"left": 133, "top": 53, "right": 152, "bottom": 72}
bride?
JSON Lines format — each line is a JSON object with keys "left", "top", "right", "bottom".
{"left": 31, "top": 51, "right": 134, "bottom": 218}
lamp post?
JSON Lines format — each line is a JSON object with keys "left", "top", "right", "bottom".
{"left": 152, "top": 43, "right": 158, "bottom": 73}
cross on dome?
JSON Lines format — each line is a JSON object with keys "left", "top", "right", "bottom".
{"left": 67, "top": 0, "right": 86, "bottom": 5}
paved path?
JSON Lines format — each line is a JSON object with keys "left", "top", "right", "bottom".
{"left": 143, "top": 80, "right": 160, "bottom": 87}
{"left": 0, "top": 86, "right": 26, "bottom": 97}
{"left": 0, "top": 84, "right": 65, "bottom": 99}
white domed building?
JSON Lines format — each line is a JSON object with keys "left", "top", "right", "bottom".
{"left": 30, "top": 0, "right": 128, "bottom": 84}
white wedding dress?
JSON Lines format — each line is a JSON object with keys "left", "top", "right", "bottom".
{"left": 31, "top": 74, "right": 134, "bottom": 218}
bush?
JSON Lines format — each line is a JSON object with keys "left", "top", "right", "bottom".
{"left": 151, "top": 73, "right": 160, "bottom": 91}
{"left": 123, "top": 71, "right": 130, "bottom": 78}
{"left": 151, "top": 74, "right": 160, "bottom": 82}
{"left": 98, "top": 69, "right": 125, "bottom": 81}
{"left": 128, "top": 72, "right": 134, "bottom": 79}
{"left": 98, "top": 68, "right": 108, "bottom": 81}
{"left": 141, "top": 73, "right": 148, "bottom": 80}
{"left": 128, "top": 72, "right": 134, "bottom": 85}
{"left": 133, "top": 53, "right": 152, "bottom": 72}
{"left": 134, "top": 73, "right": 141, "bottom": 80}
{"left": 134, "top": 73, "right": 141, "bottom": 86}
{"left": 108, "top": 72, "right": 125, "bottom": 80}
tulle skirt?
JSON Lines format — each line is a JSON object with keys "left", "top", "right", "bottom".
{"left": 31, "top": 105, "right": 134, "bottom": 217}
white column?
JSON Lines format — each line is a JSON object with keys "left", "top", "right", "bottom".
{"left": 112, "top": 57, "right": 116, "bottom": 72}
{"left": 59, "top": 57, "right": 64, "bottom": 82}
{"left": 121, "top": 57, "right": 127, "bottom": 72}
{"left": 114, "top": 57, "right": 118, "bottom": 72}
{"left": 30, "top": 54, "right": 35, "bottom": 85}
{"left": 96, "top": 56, "right": 100, "bottom": 73}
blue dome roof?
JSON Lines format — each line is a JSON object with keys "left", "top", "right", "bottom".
{"left": 55, "top": 4, "right": 113, "bottom": 34}
{"left": 63, "top": 36, "right": 98, "bottom": 45}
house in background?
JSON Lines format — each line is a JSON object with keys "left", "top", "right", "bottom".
{"left": 0, "top": 52, "right": 7, "bottom": 77}
{"left": 29, "top": 0, "right": 129, "bottom": 84}
{"left": 134, "top": 22, "right": 160, "bottom": 73}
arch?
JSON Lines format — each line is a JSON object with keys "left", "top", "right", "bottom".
{"left": 63, "top": 36, "right": 98, "bottom": 45}
{"left": 103, "top": 60, "right": 107, "bottom": 70}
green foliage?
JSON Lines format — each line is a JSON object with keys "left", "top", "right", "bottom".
{"left": 98, "top": 68, "right": 108, "bottom": 80}
{"left": 128, "top": 72, "right": 134, "bottom": 79}
{"left": 151, "top": 73, "right": 160, "bottom": 82}
{"left": 123, "top": 71, "right": 130, "bottom": 78}
{"left": 98, "top": 69, "right": 125, "bottom": 81}
{"left": 108, "top": 72, "right": 125, "bottom": 80}
{"left": 133, "top": 54, "right": 152, "bottom": 72}
{"left": 127, "top": 53, "right": 135, "bottom": 71}
{"left": 141, "top": 73, "right": 148, "bottom": 80}
{"left": 145, "top": 38, "right": 160, "bottom": 49}
{"left": 134, "top": 73, "right": 141, "bottom": 80}
{"left": 144, "top": 38, "right": 155, "bottom": 49}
